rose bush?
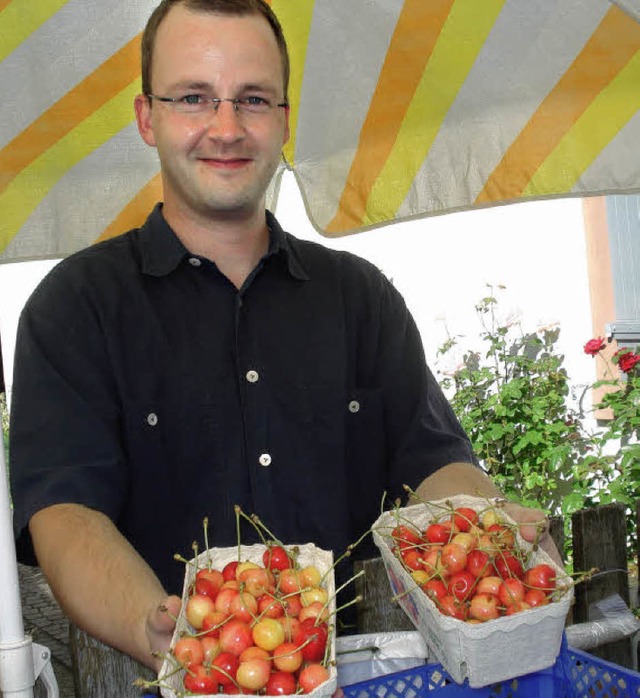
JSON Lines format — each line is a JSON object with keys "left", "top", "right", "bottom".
{"left": 615, "top": 350, "right": 640, "bottom": 375}
{"left": 437, "top": 286, "right": 640, "bottom": 559}
{"left": 437, "top": 286, "right": 593, "bottom": 519}
{"left": 583, "top": 337, "right": 606, "bottom": 356}
{"left": 582, "top": 338, "right": 640, "bottom": 550}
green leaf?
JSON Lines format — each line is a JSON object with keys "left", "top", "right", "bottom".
{"left": 562, "top": 492, "right": 588, "bottom": 514}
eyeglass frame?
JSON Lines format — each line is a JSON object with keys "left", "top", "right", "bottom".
{"left": 145, "top": 93, "right": 289, "bottom": 115}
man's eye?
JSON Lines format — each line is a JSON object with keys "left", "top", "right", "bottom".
{"left": 243, "top": 96, "right": 270, "bottom": 107}
{"left": 180, "top": 94, "right": 204, "bottom": 105}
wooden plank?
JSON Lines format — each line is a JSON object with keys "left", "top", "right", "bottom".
{"left": 549, "top": 515, "right": 565, "bottom": 561}
{"left": 354, "top": 557, "right": 414, "bottom": 633}
{"left": 69, "top": 624, "right": 156, "bottom": 697}
{"left": 548, "top": 515, "right": 573, "bottom": 624}
{"left": 572, "top": 503, "right": 632, "bottom": 667}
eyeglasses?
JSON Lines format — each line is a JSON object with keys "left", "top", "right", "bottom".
{"left": 146, "top": 93, "right": 289, "bottom": 115}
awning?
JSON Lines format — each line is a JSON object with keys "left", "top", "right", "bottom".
{"left": 1, "top": 0, "right": 639, "bottom": 263}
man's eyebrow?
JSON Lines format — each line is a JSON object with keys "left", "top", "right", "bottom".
{"left": 239, "top": 83, "right": 278, "bottom": 94}
{"left": 164, "top": 81, "right": 212, "bottom": 92}
{"left": 165, "top": 81, "right": 279, "bottom": 94}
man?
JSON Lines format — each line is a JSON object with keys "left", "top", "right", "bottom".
{"left": 10, "top": 0, "right": 556, "bottom": 671}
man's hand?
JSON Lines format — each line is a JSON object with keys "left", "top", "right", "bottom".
{"left": 414, "top": 463, "right": 564, "bottom": 568}
{"left": 147, "top": 594, "right": 182, "bottom": 673}
{"left": 503, "top": 502, "right": 563, "bottom": 567}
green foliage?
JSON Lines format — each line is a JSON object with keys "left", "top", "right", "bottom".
{"left": 436, "top": 286, "right": 640, "bottom": 558}
{"left": 584, "top": 352, "right": 640, "bottom": 549}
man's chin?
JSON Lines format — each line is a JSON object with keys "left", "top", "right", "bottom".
{"left": 197, "top": 196, "right": 263, "bottom": 220}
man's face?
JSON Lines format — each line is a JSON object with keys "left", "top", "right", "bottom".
{"left": 135, "top": 5, "right": 289, "bottom": 222}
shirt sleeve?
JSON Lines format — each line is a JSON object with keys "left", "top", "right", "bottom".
{"left": 373, "top": 273, "right": 479, "bottom": 498}
{"left": 10, "top": 262, "right": 127, "bottom": 563}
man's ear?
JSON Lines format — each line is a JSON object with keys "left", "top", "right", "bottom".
{"left": 134, "top": 94, "right": 157, "bottom": 147}
{"left": 282, "top": 105, "right": 290, "bottom": 147}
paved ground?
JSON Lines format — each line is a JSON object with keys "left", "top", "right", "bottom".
{"left": 14, "top": 564, "right": 75, "bottom": 698}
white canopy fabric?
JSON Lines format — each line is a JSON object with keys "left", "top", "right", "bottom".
{"left": 1, "top": 0, "right": 640, "bottom": 263}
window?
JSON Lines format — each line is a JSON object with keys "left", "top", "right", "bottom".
{"left": 605, "top": 195, "right": 640, "bottom": 349}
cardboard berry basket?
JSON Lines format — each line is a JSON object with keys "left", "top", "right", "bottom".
{"left": 159, "top": 542, "right": 337, "bottom": 698}
{"left": 372, "top": 495, "right": 574, "bottom": 689}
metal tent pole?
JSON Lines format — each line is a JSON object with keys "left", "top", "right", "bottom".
{"left": 0, "top": 388, "right": 59, "bottom": 696}
{"left": 0, "top": 394, "right": 35, "bottom": 697}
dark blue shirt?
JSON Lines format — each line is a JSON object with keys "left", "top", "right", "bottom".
{"left": 10, "top": 205, "right": 475, "bottom": 595}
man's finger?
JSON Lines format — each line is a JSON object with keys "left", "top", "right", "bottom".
{"left": 153, "top": 595, "right": 181, "bottom": 632}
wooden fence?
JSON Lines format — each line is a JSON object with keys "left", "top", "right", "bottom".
{"left": 44, "top": 502, "right": 640, "bottom": 697}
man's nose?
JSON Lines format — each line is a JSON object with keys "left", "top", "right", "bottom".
{"left": 204, "top": 100, "right": 244, "bottom": 140}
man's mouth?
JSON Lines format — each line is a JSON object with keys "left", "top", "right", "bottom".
{"left": 198, "top": 156, "right": 252, "bottom": 170}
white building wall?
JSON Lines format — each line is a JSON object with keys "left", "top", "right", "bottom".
{"left": 276, "top": 172, "right": 595, "bottom": 394}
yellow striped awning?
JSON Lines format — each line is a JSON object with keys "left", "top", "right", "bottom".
{"left": 1, "top": 0, "right": 639, "bottom": 262}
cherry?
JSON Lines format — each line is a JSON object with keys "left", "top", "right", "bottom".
{"left": 294, "top": 618, "right": 329, "bottom": 663}
{"left": 265, "top": 670, "right": 297, "bottom": 696}
{"left": 183, "top": 664, "right": 218, "bottom": 693}
{"left": 263, "top": 545, "right": 291, "bottom": 572}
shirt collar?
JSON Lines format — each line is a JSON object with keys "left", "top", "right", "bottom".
{"left": 265, "top": 210, "right": 310, "bottom": 282}
{"left": 139, "top": 204, "right": 310, "bottom": 282}
{"left": 139, "top": 204, "right": 188, "bottom": 277}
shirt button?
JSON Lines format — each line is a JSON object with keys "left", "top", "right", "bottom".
{"left": 259, "top": 453, "right": 272, "bottom": 467}
{"left": 146, "top": 412, "right": 159, "bottom": 426}
{"left": 348, "top": 400, "right": 360, "bottom": 414}
{"left": 188, "top": 257, "right": 201, "bottom": 267}
{"left": 246, "top": 370, "right": 259, "bottom": 383}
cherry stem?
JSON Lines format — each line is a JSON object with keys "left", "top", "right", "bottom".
{"left": 193, "top": 613, "right": 234, "bottom": 638}
{"left": 391, "top": 585, "right": 420, "bottom": 604}
{"left": 234, "top": 505, "right": 242, "bottom": 562}
{"left": 139, "top": 651, "right": 187, "bottom": 689}
{"left": 174, "top": 552, "right": 198, "bottom": 589}
{"left": 321, "top": 623, "right": 336, "bottom": 666}
{"left": 158, "top": 604, "right": 179, "bottom": 624}
{"left": 209, "top": 664, "right": 241, "bottom": 692}
{"left": 403, "top": 485, "right": 511, "bottom": 522}
{"left": 202, "top": 516, "right": 212, "bottom": 570}
{"left": 323, "top": 529, "right": 371, "bottom": 585}
{"left": 252, "top": 592, "right": 285, "bottom": 623}
{"left": 571, "top": 567, "right": 598, "bottom": 586}
{"left": 236, "top": 508, "right": 269, "bottom": 546}
{"left": 192, "top": 540, "right": 199, "bottom": 567}
{"left": 317, "top": 571, "right": 365, "bottom": 622}
{"left": 285, "top": 635, "right": 315, "bottom": 655}
{"left": 332, "top": 594, "right": 363, "bottom": 618}
{"left": 332, "top": 568, "right": 364, "bottom": 599}
{"left": 133, "top": 676, "right": 175, "bottom": 692}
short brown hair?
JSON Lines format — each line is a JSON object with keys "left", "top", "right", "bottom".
{"left": 141, "top": 0, "right": 290, "bottom": 100}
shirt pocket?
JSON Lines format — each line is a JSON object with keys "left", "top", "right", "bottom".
{"left": 345, "top": 387, "right": 387, "bottom": 472}
{"left": 122, "top": 397, "right": 221, "bottom": 484}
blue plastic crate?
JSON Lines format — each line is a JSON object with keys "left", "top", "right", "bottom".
{"left": 342, "top": 641, "right": 640, "bottom": 697}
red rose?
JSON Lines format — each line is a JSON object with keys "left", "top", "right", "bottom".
{"left": 583, "top": 337, "right": 606, "bottom": 356}
{"left": 615, "top": 350, "right": 640, "bottom": 374}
